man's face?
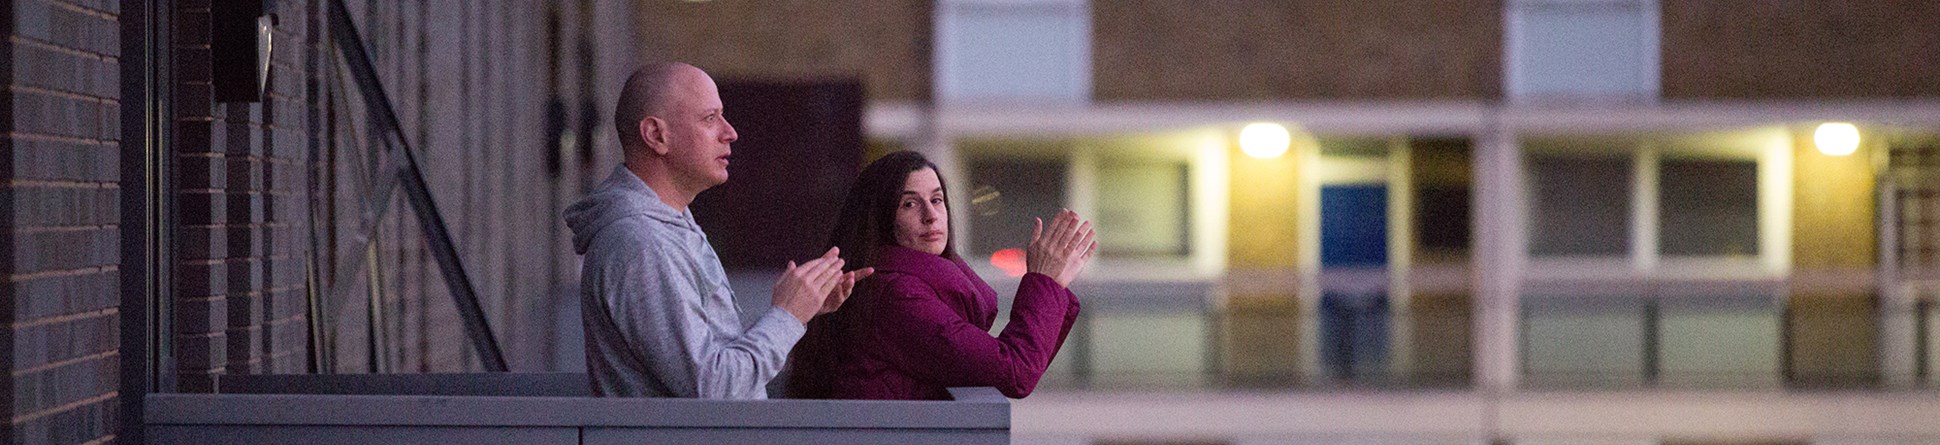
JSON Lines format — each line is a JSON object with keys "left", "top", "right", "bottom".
{"left": 657, "top": 67, "right": 737, "bottom": 190}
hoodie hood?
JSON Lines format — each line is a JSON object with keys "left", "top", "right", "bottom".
{"left": 565, "top": 165, "right": 690, "bottom": 254}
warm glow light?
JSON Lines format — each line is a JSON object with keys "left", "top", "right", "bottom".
{"left": 1814, "top": 122, "right": 1860, "bottom": 156}
{"left": 1239, "top": 123, "right": 1290, "bottom": 159}
{"left": 990, "top": 248, "right": 1026, "bottom": 277}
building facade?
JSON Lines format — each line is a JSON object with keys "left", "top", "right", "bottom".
{"left": 5, "top": 0, "right": 1940, "bottom": 444}
{"left": 648, "top": 0, "right": 1940, "bottom": 443}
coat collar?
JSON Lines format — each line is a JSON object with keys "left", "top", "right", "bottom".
{"left": 871, "top": 245, "right": 997, "bottom": 303}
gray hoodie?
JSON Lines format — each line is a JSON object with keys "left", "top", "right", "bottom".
{"left": 564, "top": 165, "right": 805, "bottom": 399}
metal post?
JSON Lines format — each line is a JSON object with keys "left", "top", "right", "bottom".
{"left": 119, "top": 0, "right": 176, "bottom": 443}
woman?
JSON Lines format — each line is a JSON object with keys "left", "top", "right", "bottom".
{"left": 787, "top": 151, "right": 1095, "bottom": 400}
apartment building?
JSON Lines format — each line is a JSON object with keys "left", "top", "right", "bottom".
{"left": 6, "top": 0, "right": 1939, "bottom": 443}
{"left": 646, "top": 1, "right": 1940, "bottom": 443}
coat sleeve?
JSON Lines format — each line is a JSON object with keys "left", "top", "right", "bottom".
{"left": 601, "top": 231, "right": 804, "bottom": 399}
{"left": 871, "top": 272, "right": 1076, "bottom": 398}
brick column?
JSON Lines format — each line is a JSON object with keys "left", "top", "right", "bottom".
{"left": 6, "top": 0, "right": 126, "bottom": 442}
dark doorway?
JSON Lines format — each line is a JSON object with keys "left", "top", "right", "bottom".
{"left": 692, "top": 79, "right": 865, "bottom": 270}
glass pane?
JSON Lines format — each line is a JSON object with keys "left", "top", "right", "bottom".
{"left": 1507, "top": 0, "right": 1657, "bottom": 99}
{"left": 1091, "top": 313, "right": 1209, "bottom": 389}
{"left": 1095, "top": 161, "right": 1189, "bottom": 257}
{"left": 938, "top": 2, "right": 1089, "bottom": 102}
{"left": 1524, "top": 298, "right": 1647, "bottom": 387}
{"left": 1660, "top": 159, "right": 1759, "bottom": 256}
{"left": 967, "top": 158, "right": 1067, "bottom": 256}
{"left": 1528, "top": 155, "right": 1632, "bottom": 256}
{"left": 1657, "top": 297, "right": 1780, "bottom": 387}
{"left": 1320, "top": 293, "right": 1390, "bottom": 380}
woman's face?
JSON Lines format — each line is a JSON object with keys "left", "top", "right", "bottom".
{"left": 893, "top": 168, "right": 949, "bottom": 255}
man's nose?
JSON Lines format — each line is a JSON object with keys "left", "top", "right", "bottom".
{"left": 721, "top": 119, "right": 738, "bottom": 143}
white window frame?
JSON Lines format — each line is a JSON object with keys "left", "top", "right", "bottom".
{"left": 1523, "top": 128, "right": 1793, "bottom": 283}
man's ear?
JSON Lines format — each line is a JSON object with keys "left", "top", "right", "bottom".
{"left": 639, "top": 116, "right": 670, "bottom": 155}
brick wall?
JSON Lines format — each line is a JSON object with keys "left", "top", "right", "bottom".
{"left": 1094, "top": 0, "right": 1503, "bottom": 101}
{"left": 168, "top": 0, "right": 635, "bottom": 379}
{"left": 6, "top": 0, "right": 124, "bottom": 443}
{"left": 1663, "top": 0, "right": 1940, "bottom": 99}
{"left": 168, "top": 0, "right": 318, "bottom": 390}
{"left": 634, "top": 0, "right": 932, "bottom": 102}
{"left": 639, "top": 1, "right": 1940, "bottom": 104}
{"left": 3, "top": 0, "right": 632, "bottom": 442}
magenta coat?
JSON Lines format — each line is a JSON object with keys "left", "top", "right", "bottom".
{"left": 786, "top": 245, "right": 1081, "bottom": 400}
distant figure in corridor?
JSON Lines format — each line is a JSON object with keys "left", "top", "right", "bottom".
{"left": 786, "top": 151, "right": 1094, "bottom": 400}
{"left": 565, "top": 62, "right": 871, "bottom": 398}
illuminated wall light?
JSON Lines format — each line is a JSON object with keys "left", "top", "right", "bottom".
{"left": 989, "top": 248, "right": 1026, "bottom": 277}
{"left": 1814, "top": 122, "right": 1860, "bottom": 156}
{"left": 1239, "top": 123, "right": 1290, "bottom": 159}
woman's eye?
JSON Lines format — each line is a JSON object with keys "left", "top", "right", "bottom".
{"left": 900, "top": 200, "right": 916, "bottom": 209}
{"left": 930, "top": 198, "right": 944, "bottom": 205}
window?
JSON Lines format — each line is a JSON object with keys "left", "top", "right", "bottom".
{"left": 1523, "top": 297, "right": 1649, "bottom": 387}
{"left": 1505, "top": 0, "right": 1660, "bottom": 100}
{"left": 1525, "top": 129, "right": 1780, "bottom": 264}
{"left": 1528, "top": 154, "right": 1632, "bottom": 257}
{"left": 1660, "top": 158, "right": 1758, "bottom": 256}
{"left": 1095, "top": 160, "right": 1189, "bottom": 257}
{"left": 935, "top": 0, "right": 1090, "bottom": 104}
{"left": 959, "top": 133, "right": 1212, "bottom": 268}
{"left": 1413, "top": 138, "right": 1474, "bottom": 259}
{"left": 967, "top": 158, "right": 1068, "bottom": 256}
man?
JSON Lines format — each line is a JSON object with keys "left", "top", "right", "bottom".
{"left": 565, "top": 62, "right": 870, "bottom": 398}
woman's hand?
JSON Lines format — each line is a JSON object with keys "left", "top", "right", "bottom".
{"left": 1025, "top": 209, "right": 1097, "bottom": 287}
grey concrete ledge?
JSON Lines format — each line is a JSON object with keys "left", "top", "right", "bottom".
{"left": 148, "top": 373, "right": 1010, "bottom": 444}
{"left": 147, "top": 390, "right": 1009, "bottom": 430}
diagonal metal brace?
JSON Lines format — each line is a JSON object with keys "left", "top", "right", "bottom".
{"left": 326, "top": 0, "right": 508, "bottom": 372}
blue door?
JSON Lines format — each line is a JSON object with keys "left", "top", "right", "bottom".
{"left": 1319, "top": 184, "right": 1390, "bottom": 381}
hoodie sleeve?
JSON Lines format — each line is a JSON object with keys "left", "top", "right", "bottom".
{"left": 870, "top": 272, "right": 1075, "bottom": 398}
{"left": 596, "top": 228, "right": 805, "bottom": 399}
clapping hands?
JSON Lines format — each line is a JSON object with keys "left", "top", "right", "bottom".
{"left": 1025, "top": 209, "right": 1098, "bottom": 287}
{"left": 773, "top": 247, "right": 874, "bottom": 324}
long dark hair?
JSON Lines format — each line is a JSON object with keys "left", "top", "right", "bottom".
{"left": 828, "top": 151, "right": 957, "bottom": 269}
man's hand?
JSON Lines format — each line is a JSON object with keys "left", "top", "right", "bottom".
{"left": 774, "top": 247, "right": 845, "bottom": 324}
{"left": 819, "top": 267, "right": 875, "bottom": 315}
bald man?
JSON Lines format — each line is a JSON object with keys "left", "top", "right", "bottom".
{"left": 565, "top": 62, "right": 870, "bottom": 398}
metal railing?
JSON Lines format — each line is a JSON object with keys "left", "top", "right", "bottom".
{"left": 321, "top": 0, "right": 506, "bottom": 371}
{"left": 1026, "top": 291, "right": 1938, "bottom": 391}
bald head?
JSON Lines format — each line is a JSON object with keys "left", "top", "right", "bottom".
{"left": 614, "top": 62, "right": 699, "bottom": 152}
{"left": 610, "top": 62, "right": 738, "bottom": 208}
